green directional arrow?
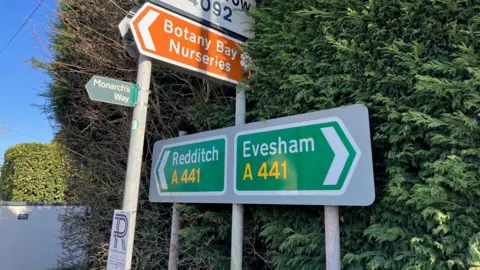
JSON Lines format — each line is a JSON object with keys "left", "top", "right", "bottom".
{"left": 235, "top": 118, "right": 360, "bottom": 195}
{"left": 154, "top": 137, "right": 227, "bottom": 195}
{"left": 85, "top": 76, "right": 137, "bottom": 107}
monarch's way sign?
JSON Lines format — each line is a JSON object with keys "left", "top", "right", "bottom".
{"left": 85, "top": 76, "right": 137, "bottom": 107}
{"left": 130, "top": 3, "right": 248, "bottom": 84}
{"left": 150, "top": 105, "right": 375, "bottom": 206}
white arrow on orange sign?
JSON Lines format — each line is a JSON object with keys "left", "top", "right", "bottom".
{"left": 130, "top": 3, "right": 247, "bottom": 84}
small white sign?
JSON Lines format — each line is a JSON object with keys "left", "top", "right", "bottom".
{"left": 106, "top": 210, "right": 132, "bottom": 270}
{"left": 118, "top": 8, "right": 138, "bottom": 38}
{"left": 150, "top": 0, "right": 256, "bottom": 39}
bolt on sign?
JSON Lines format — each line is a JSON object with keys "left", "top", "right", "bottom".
{"left": 150, "top": 105, "right": 375, "bottom": 206}
{"left": 85, "top": 76, "right": 137, "bottom": 107}
{"left": 130, "top": 3, "right": 248, "bottom": 85}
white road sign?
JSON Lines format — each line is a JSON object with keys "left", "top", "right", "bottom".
{"left": 107, "top": 210, "right": 133, "bottom": 270}
{"left": 150, "top": 0, "right": 256, "bottom": 39}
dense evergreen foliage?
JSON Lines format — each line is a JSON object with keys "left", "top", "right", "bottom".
{"left": 41, "top": 0, "right": 480, "bottom": 269}
{"left": 242, "top": 0, "right": 480, "bottom": 268}
{"left": 0, "top": 143, "right": 72, "bottom": 202}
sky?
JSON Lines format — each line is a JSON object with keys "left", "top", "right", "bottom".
{"left": 0, "top": 0, "right": 56, "bottom": 164}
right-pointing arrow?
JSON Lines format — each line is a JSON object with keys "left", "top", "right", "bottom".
{"left": 321, "top": 127, "right": 349, "bottom": 186}
{"left": 138, "top": 10, "right": 159, "bottom": 51}
{"left": 158, "top": 150, "right": 170, "bottom": 190}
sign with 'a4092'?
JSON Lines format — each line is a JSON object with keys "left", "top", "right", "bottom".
{"left": 150, "top": 105, "right": 375, "bottom": 206}
{"left": 150, "top": 0, "right": 256, "bottom": 39}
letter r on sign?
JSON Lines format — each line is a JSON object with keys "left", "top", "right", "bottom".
{"left": 113, "top": 214, "right": 128, "bottom": 251}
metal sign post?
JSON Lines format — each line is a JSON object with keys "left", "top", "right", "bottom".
{"left": 88, "top": 56, "right": 152, "bottom": 270}
{"left": 121, "top": 54, "right": 153, "bottom": 269}
{"left": 168, "top": 130, "right": 187, "bottom": 270}
{"left": 231, "top": 90, "right": 246, "bottom": 270}
{"left": 325, "top": 206, "right": 341, "bottom": 270}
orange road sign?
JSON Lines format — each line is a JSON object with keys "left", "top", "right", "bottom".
{"left": 130, "top": 3, "right": 247, "bottom": 85}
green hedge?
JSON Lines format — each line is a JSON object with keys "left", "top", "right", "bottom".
{"left": 0, "top": 143, "right": 72, "bottom": 202}
{"left": 240, "top": 0, "right": 480, "bottom": 268}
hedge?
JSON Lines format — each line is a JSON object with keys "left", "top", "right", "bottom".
{"left": 0, "top": 143, "right": 72, "bottom": 202}
{"left": 240, "top": 0, "right": 480, "bottom": 268}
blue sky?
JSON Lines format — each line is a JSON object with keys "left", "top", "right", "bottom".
{"left": 0, "top": 0, "right": 56, "bottom": 164}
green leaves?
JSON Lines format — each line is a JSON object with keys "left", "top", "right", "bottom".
{"left": 244, "top": 0, "right": 480, "bottom": 268}
{"left": 0, "top": 143, "right": 74, "bottom": 202}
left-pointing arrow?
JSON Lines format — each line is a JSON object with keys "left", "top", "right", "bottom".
{"left": 138, "top": 10, "right": 159, "bottom": 51}
{"left": 158, "top": 150, "right": 170, "bottom": 190}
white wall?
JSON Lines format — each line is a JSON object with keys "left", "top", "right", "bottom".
{"left": 0, "top": 203, "right": 84, "bottom": 270}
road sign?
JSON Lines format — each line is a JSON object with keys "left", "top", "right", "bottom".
{"left": 85, "top": 76, "right": 137, "bottom": 107}
{"left": 130, "top": 3, "right": 246, "bottom": 85}
{"left": 118, "top": 8, "right": 140, "bottom": 59}
{"left": 153, "top": 136, "right": 227, "bottom": 196}
{"left": 150, "top": 0, "right": 256, "bottom": 40}
{"left": 107, "top": 210, "right": 132, "bottom": 270}
{"left": 235, "top": 118, "right": 360, "bottom": 195}
{"left": 118, "top": 8, "right": 137, "bottom": 38}
{"left": 150, "top": 104, "right": 375, "bottom": 206}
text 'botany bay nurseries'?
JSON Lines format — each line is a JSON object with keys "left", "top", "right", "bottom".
{"left": 165, "top": 19, "right": 239, "bottom": 73}
{"left": 130, "top": 3, "right": 247, "bottom": 84}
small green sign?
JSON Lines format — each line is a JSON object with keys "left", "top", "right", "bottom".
{"left": 85, "top": 76, "right": 137, "bottom": 107}
{"left": 154, "top": 137, "right": 227, "bottom": 195}
{"left": 235, "top": 119, "right": 359, "bottom": 195}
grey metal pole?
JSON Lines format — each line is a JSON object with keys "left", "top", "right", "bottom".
{"left": 231, "top": 90, "right": 245, "bottom": 270}
{"left": 325, "top": 206, "right": 341, "bottom": 270}
{"left": 122, "top": 54, "right": 152, "bottom": 269}
{"left": 168, "top": 130, "right": 187, "bottom": 270}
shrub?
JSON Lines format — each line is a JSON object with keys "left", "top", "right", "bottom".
{"left": 0, "top": 142, "right": 73, "bottom": 202}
